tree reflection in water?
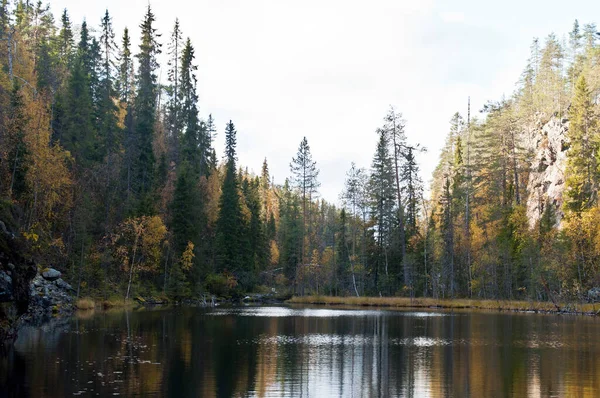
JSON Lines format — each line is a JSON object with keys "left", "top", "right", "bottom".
{"left": 2, "top": 306, "right": 600, "bottom": 397}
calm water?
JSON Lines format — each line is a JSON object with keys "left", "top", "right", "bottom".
{"left": 1, "top": 305, "right": 600, "bottom": 397}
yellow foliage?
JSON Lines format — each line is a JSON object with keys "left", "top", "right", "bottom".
{"left": 203, "top": 170, "right": 221, "bottom": 227}
{"left": 112, "top": 215, "right": 168, "bottom": 274}
{"left": 181, "top": 241, "right": 195, "bottom": 271}
{"left": 24, "top": 97, "right": 73, "bottom": 227}
{"left": 22, "top": 230, "right": 39, "bottom": 242}
{"left": 270, "top": 240, "right": 280, "bottom": 265}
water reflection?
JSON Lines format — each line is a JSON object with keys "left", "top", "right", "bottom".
{"left": 2, "top": 306, "right": 600, "bottom": 397}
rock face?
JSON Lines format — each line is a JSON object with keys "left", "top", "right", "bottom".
{"left": 1, "top": 207, "right": 74, "bottom": 344}
{"left": 26, "top": 274, "right": 74, "bottom": 321}
{"left": 525, "top": 116, "right": 569, "bottom": 228}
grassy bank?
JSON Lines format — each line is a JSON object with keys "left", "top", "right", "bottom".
{"left": 75, "top": 296, "right": 138, "bottom": 310}
{"left": 287, "top": 296, "right": 600, "bottom": 315}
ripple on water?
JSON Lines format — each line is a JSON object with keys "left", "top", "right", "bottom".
{"left": 206, "top": 307, "right": 449, "bottom": 318}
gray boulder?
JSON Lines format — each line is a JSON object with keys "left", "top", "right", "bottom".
{"left": 588, "top": 287, "right": 600, "bottom": 302}
{"left": 55, "top": 278, "right": 74, "bottom": 291}
{"left": 42, "top": 268, "right": 61, "bottom": 281}
{"left": 0, "top": 270, "right": 13, "bottom": 301}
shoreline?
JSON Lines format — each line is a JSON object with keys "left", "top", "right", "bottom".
{"left": 287, "top": 295, "right": 600, "bottom": 316}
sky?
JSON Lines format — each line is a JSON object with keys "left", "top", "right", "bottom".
{"left": 47, "top": 0, "right": 600, "bottom": 203}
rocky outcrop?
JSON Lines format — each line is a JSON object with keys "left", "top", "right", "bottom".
{"left": 1, "top": 267, "right": 74, "bottom": 344}
{"left": 25, "top": 273, "right": 74, "bottom": 321}
{"left": 1, "top": 206, "right": 74, "bottom": 344}
{"left": 525, "top": 116, "right": 569, "bottom": 228}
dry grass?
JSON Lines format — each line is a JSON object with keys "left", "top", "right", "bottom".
{"left": 101, "top": 297, "right": 136, "bottom": 309}
{"left": 75, "top": 297, "right": 96, "bottom": 310}
{"left": 287, "top": 296, "right": 599, "bottom": 315}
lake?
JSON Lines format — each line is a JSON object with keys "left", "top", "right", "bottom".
{"left": 1, "top": 305, "right": 599, "bottom": 397}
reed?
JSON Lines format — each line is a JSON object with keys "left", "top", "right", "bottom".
{"left": 287, "top": 296, "right": 599, "bottom": 315}
{"left": 101, "top": 297, "right": 136, "bottom": 309}
{"left": 75, "top": 297, "right": 96, "bottom": 310}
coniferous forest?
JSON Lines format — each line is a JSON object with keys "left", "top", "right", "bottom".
{"left": 2, "top": 2, "right": 600, "bottom": 304}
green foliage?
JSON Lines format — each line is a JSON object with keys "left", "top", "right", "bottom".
{"left": 565, "top": 74, "right": 599, "bottom": 213}
{"left": 5, "top": 4, "right": 600, "bottom": 306}
{"left": 204, "top": 272, "right": 238, "bottom": 297}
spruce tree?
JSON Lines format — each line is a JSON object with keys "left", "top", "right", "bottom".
{"left": 179, "top": 38, "right": 207, "bottom": 175}
{"left": 171, "top": 162, "right": 201, "bottom": 257}
{"left": 117, "top": 27, "right": 133, "bottom": 103}
{"left": 215, "top": 121, "right": 245, "bottom": 278}
{"left": 61, "top": 30, "right": 96, "bottom": 164}
{"left": 98, "top": 10, "right": 120, "bottom": 163}
{"left": 565, "top": 74, "right": 599, "bottom": 212}
{"left": 133, "top": 5, "right": 161, "bottom": 213}
{"left": 56, "top": 9, "right": 74, "bottom": 67}
{"left": 279, "top": 179, "right": 302, "bottom": 282}
{"left": 369, "top": 127, "right": 395, "bottom": 291}
{"left": 6, "top": 83, "right": 29, "bottom": 200}
{"left": 0, "top": 0, "right": 8, "bottom": 41}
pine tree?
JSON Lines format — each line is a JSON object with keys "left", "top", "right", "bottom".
{"left": 166, "top": 19, "right": 183, "bottom": 150}
{"left": 290, "top": 137, "right": 320, "bottom": 265}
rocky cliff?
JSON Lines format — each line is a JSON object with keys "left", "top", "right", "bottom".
{"left": 0, "top": 205, "right": 74, "bottom": 345}
{"left": 525, "top": 116, "right": 569, "bottom": 228}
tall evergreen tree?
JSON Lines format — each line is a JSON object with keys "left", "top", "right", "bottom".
{"left": 133, "top": 5, "right": 161, "bottom": 213}
{"left": 565, "top": 74, "right": 599, "bottom": 212}
{"left": 369, "top": 126, "right": 395, "bottom": 291}
{"left": 215, "top": 121, "right": 246, "bottom": 280}
{"left": 117, "top": 27, "right": 133, "bottom": 103}
{"left": 290, "top": 137, "right": 320, "bottom": 266}
{"left": 60, "top": 24, "right": 96, "bottom": 164}
{"left": 279, "top": 178, "right": 302, "bottom": 282}
{"left": 166, "top": 18, "right": 183, "bottom": 151}
{"left": 6, "top": 83, "right": 29, "bottom": 200}
{"left": 98, "top": 10, "right": 119, "bottom": 162}
{"left": 56, "top": 9, "right": 73, "bottom": 66}
{"left": 179, "top": 38, "right": 208, "bottom": 175}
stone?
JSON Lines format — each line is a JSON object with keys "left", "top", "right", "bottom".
{"left": 588, "top": 287, "right": 600, "bottom": 302}
{"left": 0, "top": 270, "right": 13, "bottom": 301}
{"left": 55, "top": 279, "right": 73, "bottom": 291}
{"left": 32, "top": 275, "right": 44, "bottom": 288}
{"left": 42, "top": 268, "right": 61, "bottom": 281}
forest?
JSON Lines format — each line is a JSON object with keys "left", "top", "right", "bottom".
{"left": 1, "top": 2, "right": 600, "bottom": 304}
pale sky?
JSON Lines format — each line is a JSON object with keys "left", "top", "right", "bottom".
{"left": 48, "top": 0, "right": 600, "bottom": 203}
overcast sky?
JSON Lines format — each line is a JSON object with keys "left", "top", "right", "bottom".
{"left": 48, "top": 0, "right": 600, "bottom": 203}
